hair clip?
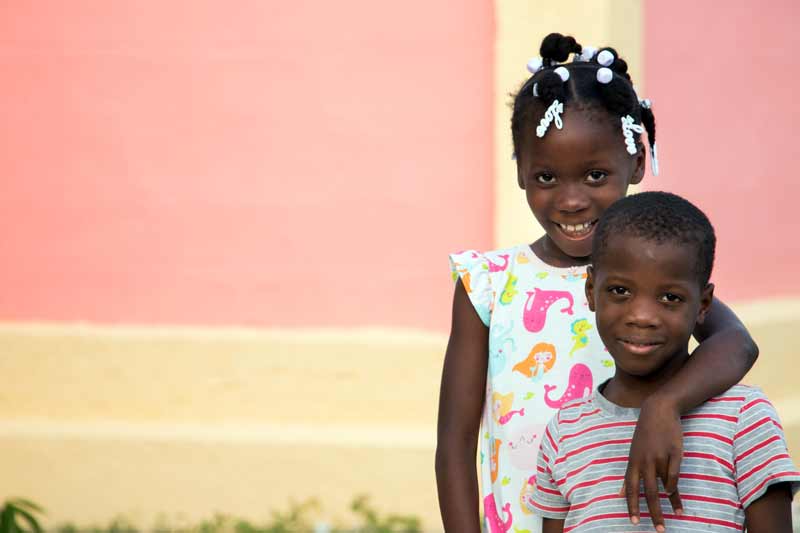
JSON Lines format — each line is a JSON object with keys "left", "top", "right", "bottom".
{"left": 621, "top": 115, "right": 644, "bottom": 155}
{"left": 597, "top": 50, "right": 615, "bottom": 67}
{"left": 640, "top": 98, "right": 652, "bottom": 109}
{"left": 536, "top": 100, "right": 564, "bottom": 138}
{"left": 650, "top": 143, "right": 659, "bottom": 176}
{"left": 597, "top": 67, "right": 613, "bottom": 84}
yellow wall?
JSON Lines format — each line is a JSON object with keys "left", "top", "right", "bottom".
{"left": 0, "top": 324, "right": 447, "bottom": 528}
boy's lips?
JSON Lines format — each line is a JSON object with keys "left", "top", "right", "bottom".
{"left": 554, "top": 219, "right": 598, "bottom": 240}
{"left": 617, "top": 337, "right": 664, "bottom": 355}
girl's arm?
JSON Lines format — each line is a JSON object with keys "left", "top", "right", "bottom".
{"left": 543, "top": 518, "right": 565, "bottom": 533}
{"left": 623, "top": 296, "right": 759, "bottom": 529}
{"left": 744, "top": 483, "right": 793, "bottom": 533}
{"left": 435, "top": 279, "right": 489, "bottom": 533}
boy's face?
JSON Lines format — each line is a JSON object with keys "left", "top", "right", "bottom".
{"left": 586, "top": 234, "right": 714, "bottom": 379}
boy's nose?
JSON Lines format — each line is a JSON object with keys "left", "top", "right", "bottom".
{"left": 625, "top": 299, "right": 660, "bottom": 328}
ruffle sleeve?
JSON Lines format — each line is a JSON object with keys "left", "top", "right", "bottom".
{"left": 449, "top": 249, "right": 494, "bottom": 327}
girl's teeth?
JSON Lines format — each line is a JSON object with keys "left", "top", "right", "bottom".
{"left": 560, "top": 221, "right": 594, "bottom": 234}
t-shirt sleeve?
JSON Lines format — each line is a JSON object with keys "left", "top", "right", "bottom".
{"left": 449, "top": 250, "right": 493, "bottom": 327}
{"left": 733, "top": 387, "right": 800, "bottom": 508}
{"left": 526, "top": 416, "right": 570, "bottom": 518}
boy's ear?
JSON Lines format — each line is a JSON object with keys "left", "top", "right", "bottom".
{"left": 696, "top": 283, "right": 715, "bottom": 325}
{"left": 630, "top": 144, "right": 646, "bottom": 185}
{"left": 585, "top": 266, "right": 597, "bottom": 312}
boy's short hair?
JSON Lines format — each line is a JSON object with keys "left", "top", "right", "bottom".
{"left": 592, "top": 191, "right": 716, "bottom": 286}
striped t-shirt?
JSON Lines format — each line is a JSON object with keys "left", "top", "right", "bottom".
{"left": 527, "top": 383, "right": 800, "bottom": 532}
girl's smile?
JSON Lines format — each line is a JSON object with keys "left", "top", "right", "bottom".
{"left": 554, "top": 218, "right": 598, "bottom": 239}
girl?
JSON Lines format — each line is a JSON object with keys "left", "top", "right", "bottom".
{"left": 435, "top": 33, "right": 758, "bottom": 533}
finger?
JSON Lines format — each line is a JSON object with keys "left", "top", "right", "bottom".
{"left": 624, "top": 465, "right": 641, "bottom": 525}
{"left": 664, "top": 453, "right": 683, "bottom": 516}
{"left": 643, "top": 464, "right": 665, "bottom": 532}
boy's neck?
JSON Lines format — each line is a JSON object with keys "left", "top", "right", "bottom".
{"left": 601, "top": 349, "right": 691, "bottom": 408}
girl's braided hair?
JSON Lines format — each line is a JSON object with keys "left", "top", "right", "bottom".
{"left": 511, "top": 33, "right": 656, "bottom": 165}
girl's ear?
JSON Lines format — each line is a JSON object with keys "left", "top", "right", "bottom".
{"left": 585, "top": 266, "right": 597, "bottom": 312}
{"left": 696, "top": 283, "right": 715, "bottom": 325}
{"left": 630, "top": 143, "right": 646, "bottom": 185}
{"left": 517, "top": 168, "right": 525, "bottom": 189}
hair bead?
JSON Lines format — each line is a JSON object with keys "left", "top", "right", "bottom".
{"left": 527, "top": 57, "right": 543, "bottom": 74}
{"left": 578, "top": 46, "right": 597, "bottom": 62}
{"left": 554, "top": 66, "right": 570, "bottom": 82}
{"left": 596, "top": 67, "right": 613, "bottom": 84}
{"left": 597, "top": 50, "right": 614, "bottom": 67}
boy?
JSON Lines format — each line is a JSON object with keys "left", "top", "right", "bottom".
{"left": 527, "top": 192, "right": 800, "bottom": 532}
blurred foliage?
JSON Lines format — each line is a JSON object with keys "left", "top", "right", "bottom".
{"left": 0, "top": 499, "right": 44, "bottom": 533}
{"left": 3, "top": 496, "right": 422, "bottom": 533}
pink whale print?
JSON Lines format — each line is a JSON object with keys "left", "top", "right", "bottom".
{"left": 487, "top": 254, "right": 510, "bottom": 273}
{"left": 543, "top": 363, "right": 593, "bottom": 408}
{"left": 523, "top": 288, "right": 575, "bottom": 332}
{"left": 498, "top": 407, "right": 525, "bottom": 425}
{"left": 483, "top": 494, "right": 512, "bottom": 533}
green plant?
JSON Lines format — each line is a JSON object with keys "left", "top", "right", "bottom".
{"left": 0, "top": 499, "right": 44, "bottom": 533}
{"left": 343, "top": 495, "right": 421, "bottom": 533}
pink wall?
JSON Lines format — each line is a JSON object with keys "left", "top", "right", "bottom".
{"left": 0, "top": 2, "right": 493, "bottom": 330}
{"left": 645, "top": 1, "right": 800, "bottom": 302}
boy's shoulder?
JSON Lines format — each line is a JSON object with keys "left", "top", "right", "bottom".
{"left": 705, "top": 383, "right": 768, "bottom": 405}
{"left": 692, "top": 383, "right": 773, "bottom": 418}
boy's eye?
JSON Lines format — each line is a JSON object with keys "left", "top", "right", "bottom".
{"left": 586, "top": 170, "right": 608, "bottom": 183}
{"left": 660, "top": 293, "right": 683, "bottom": 303}
{"left": 536, "top": 173, "right": 556, "bottom": 185}
{"left": 608, "top": 286, "right": 630, "bottom": 296}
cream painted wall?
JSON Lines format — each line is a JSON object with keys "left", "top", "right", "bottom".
{"left": 493, "top": 0, "right": 643, "bottom": 248}
{"left": 0, "top": 324, "right": 446, "bottom": 528}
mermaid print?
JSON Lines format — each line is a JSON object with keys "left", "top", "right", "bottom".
{"left": 523, "top": 288, "right": 574, "bottom": 333}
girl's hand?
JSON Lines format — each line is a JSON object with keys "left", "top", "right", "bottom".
{"left": 622, "top": 395, "right": 684, "bottom": 532}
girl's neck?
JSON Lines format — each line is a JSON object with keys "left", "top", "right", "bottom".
{"left": 601, "top": 349, "right": 691, "bottom": 408}
{"left": 530, "top": 236, "right": 592, "bottom": 268}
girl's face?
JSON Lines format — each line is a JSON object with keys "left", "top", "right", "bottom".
{"left": 516, "top": 107, "right": 645, "bottom": 266}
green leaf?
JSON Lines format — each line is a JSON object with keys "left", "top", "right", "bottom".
{"left": 9, "top": 507, "right": 41, "bottom": 533}
{"left": 7, "top": 501, "right": 43, "bottom": 515}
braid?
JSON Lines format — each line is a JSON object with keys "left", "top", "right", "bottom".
{"left": 640, "top": 105, "right": 657, "bottom": 147}
{"left": 540, "top": 32, "right": 581, "bottom": 64}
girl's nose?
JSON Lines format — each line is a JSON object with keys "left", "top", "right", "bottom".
{"left": 556, "top": 184, "right": 590, "bottom": 213}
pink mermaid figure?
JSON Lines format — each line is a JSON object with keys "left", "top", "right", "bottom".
{"left": 498, "top": 408, "right": 525, "bottom": 425}
{"left": 487, "top": 254, "right": 510, "bottom": 272}
{"left": 543, "top": 363, "right": 593, "bottom": 409}
{"left": 523, "top": 288, "right": 574, "bottom": 333}
{"left": 483, "top": 494, "right": 513, "bottom": 533}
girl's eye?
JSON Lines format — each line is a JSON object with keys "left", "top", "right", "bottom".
{"left": 660, "top": 293, "right": 683, "bottom": 303}
{"left": 608, "top": 286, "right": 630, "bottom": 296}
{"left": 586, "top": 170, "right": 608, "bottom": 183}
{"left": 536, "top": 173, "right": 556, "bottom": 185}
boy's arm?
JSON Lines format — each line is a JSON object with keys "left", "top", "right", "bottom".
{"left": 435, "top": 279, "right": 488, "bottom": 533}
{"left": 744, "top": 483, "right": 793, "bottom": 533}
{"left": 623, "top": 296, "right": 759, "bottom": 528}
{"left": 542, "top": 518, "right": 565, "bottom": 533}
